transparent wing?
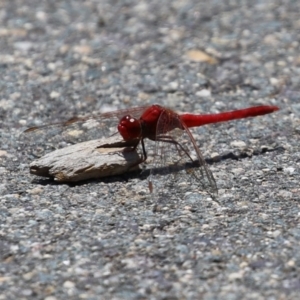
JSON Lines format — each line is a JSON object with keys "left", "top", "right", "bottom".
{"left": 19, "top": 106, "right": 149, "bottom": 158}
{"left": 148, "top": 110, "right": 218, "bottom": 203}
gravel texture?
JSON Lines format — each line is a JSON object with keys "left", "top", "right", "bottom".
{"left": 1, "top": 0, "right": 300, "bottom": 299}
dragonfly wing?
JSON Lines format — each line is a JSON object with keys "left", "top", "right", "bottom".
{"left": 148, "top": 110, "right": 217, "bottom": 202}
{"left": 181, "top": 121, "right": 218, "bottom": 197}
{"left": 20, "top": 106, "right": 150, "bottom": 157}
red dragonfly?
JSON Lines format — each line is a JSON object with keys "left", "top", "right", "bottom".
{"left": 24, "top": 104, "right": 279, "bottom": 199}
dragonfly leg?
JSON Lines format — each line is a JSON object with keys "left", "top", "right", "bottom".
{"left": 125, "top": 138, "right": 147, "bottom": 171}
{"left": 156, "top": 135, "right": 195, "bottom": 163}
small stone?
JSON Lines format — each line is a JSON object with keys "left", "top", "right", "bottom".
{"left": 278, "top": 190, "right": 293, "bottom": 198}
{"left": 45, "top": 297, "right": 57, "bottom": 300}
{"left": 22, "top": 289, "right": 33, "bottom": 296}
{"left": 196, "top": 89, "right": 211, "bottom": 97}
{"left": 66, "top": 130, "right": 84, "bottom": 137}
{"left": 35, "top": 209, "right": 53, "bottom": 220}
{"left": 0, "top": 150, "right": 8, "bottom": 157}
{"left": 286, "top": 260, "right": 295, "bottom": 268}
{"left": 210, "top": 152, "right": 220, "bottom": 158}
{"left": 36, "top": 11, "right": 47, "bottom": 21}
{"left": 19, "top": 119, "right": 27, "bottom": 126}
{"left": 267, "top": 230, "right": 281, "bottom": 238}
{"left": 230, "top": 140, "right": 247, "bottom": 148}
{"left": 59, "top": 44, "right": 69, "bottom": 54}
{"left": 228, "top": 271, "right": 244, "bottom": 281}
{"left": 73, "top": 45, "right": 92, "bottom": 55}
{"left": 14, "top": 41, "right": 33, "bottom": 51}
{"left": 168, "top": 81, "right": 178, "bottom": 90}
{"left": 186, "top": 50, "right": 218, "bottom": 64}
{"left": 47, "top": 62, "right": 56, "bottom": 71}
{"left": 9, "top": 92, "right": 21, "bottom": 100}
{"left": 283, "top": 167, "right": 295, "bottom": 175}
{"left": 0, "top": 277, "right": 10, "bottom": 283}
{"left": 23, "top": 271, "right": 35, "bottom": 281}
{"left": 269, "top": 77, "right": 279, "bottom": 86}
{"left": 27, "top": 187, "right": 43, "bottom": 195}
{"left": 50, "top": 91, "right": 60, "bottom": 99}
{"left": 63, "top": 280, "right": 75, "bottom": 288}
{"left": 231, "top": 168, "right": 244, "bottom": 175}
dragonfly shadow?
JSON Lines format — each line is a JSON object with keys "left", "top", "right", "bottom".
{"left": 206, "top": 145, "right": 284, "bottom": 164}
{"left": 30, "top": 145, "right": 284, "bottom": 187}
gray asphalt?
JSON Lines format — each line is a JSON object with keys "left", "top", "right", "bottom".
{"left": 1, "top": 1, "right": 299, "bottom": 299}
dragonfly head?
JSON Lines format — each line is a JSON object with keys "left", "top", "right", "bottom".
{"left": 118, "top": 115, "right": 142, "bottom": 141}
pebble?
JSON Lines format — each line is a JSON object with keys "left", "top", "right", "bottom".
{"left": 44, "top": 297, "right": 57, "bottom": 300}
{"left": 230, "top": 140, "right": 247, "bottom": 148}
{"left": 196, "top": 89, "right": 211, "bottom": 97}
{"left": 63, "top": 281, "right": 75, "bottom": 289}
{"left": 13, "top": 41, "right": 33, "bottom": 51}
{"left": 49, "top": 91, "right": 60, "bottom": 99}
{"left": 0, "top": 151, "right": 8, "bottom": 157}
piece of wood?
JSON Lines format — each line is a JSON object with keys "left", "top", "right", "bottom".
{"left": 29, "top": 136, "right": 141, "bottom": 182}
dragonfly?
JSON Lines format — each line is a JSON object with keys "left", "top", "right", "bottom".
{"left": 23, "top": 104, "right": 279, "bottom": 199}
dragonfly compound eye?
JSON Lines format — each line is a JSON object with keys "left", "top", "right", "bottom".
{"left": 118, "top": 115, "right": 142, "bottom": 141}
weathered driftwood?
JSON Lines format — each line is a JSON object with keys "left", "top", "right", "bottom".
{"left": 29, "top": 136, "right": 141, "bottom": 182}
